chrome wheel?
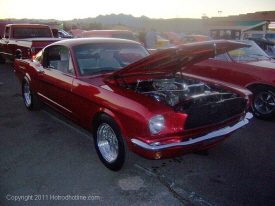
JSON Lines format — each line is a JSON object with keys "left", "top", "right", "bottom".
{"left": 97, "top": 123, "right": 119, "bottom": 163}
{"left": 254, "top": 91, "right": 275, "bottom": 115}
{"left": 22, "top": 77, "right": 41, "bottom": 111}
{"left": 94, "top": 114, "right": 129, "bottom": 171}
{"left": 23, "top": 81, "right": 32, "bottom": 107}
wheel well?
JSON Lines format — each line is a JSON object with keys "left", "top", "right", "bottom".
{"left": 22, "top": 76, "right": 29, "bottom": 84}
{"left": 92, "top": 112, "right": 106, "bottom": 128}
{"left": 23, "top": 75, "right": 32, "bottom": 83}
{"left": 92, "top": 111, "right": 128, "bottom": 142}
{"left": 15, "top": 49, "right": 22, "bottom": 59}
{"left": 92, "top": 112, "right": 118, "bottom": 133}
{"left": 247, "top": 83, "right": 275, "bottom": 93}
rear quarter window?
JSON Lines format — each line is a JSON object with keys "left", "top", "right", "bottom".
{"left": 13, "top": 28, "right": 52, "bottom": 38}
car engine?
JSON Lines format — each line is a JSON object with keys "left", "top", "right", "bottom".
{"left": 134, "top": 77, "right": 237, "bottom": 107}
{"left": 130, "top": 76, "right": 248, "bottom": 129}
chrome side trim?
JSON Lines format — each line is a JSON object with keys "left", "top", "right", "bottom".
{"left": 37, "top": 92, "right": 73, "bottom": 114}
{"left": 131, "top": 112, "right": 253, "bottom": 151}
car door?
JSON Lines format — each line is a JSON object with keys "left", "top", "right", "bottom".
{"left": 37, "top": 45, "right": 77, "bottom": 120}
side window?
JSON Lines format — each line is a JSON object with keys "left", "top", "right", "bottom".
{"left": 213, "top": 53, "right": 230, "bottom": 61}
{"left": 45, "top": 46, "right": 75, "bottom": 75}
{"left": 186, "top": 37, "right": 195, "bottom": 41}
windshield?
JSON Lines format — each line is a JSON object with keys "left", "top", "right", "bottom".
{"left": 73, "top": 43, "right": 149, "bottom": 76}
{"left": 228, "top": 40, "right": 269, "bottom": 61}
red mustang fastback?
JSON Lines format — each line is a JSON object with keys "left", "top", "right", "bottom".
{"left": 14, "top": 38, "right": 252, "bottom": 171}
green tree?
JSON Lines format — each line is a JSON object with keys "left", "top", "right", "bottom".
{"left": 88, "top": 22, "right": 103, "bottom": 30}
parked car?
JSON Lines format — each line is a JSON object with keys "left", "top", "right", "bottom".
{"left": 184, "top": 40, "right": 275, "bottom": 120}
{"left": 178, "top": 35, "right": 213, "bottom": 44}
{"left": 68, "top": 29, "right": 87, "bottom": 38}
{"left": 162, "top": 32, "right": 182, "bottom": 45}
{"left": 155, "top": 35, "right": 169, "bottom": 48}
{"left": 58, "top": 29, "right": 73, "bottom": 38}
{"left": 80, "top": 30, "right": 136, "bottom": 41}
{"left": 14, "top": 38, "right": 252, "bottom": 171}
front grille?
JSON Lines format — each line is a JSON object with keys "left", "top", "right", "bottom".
{"left": 179, "top": 97, "right": 247, "bottom": 129}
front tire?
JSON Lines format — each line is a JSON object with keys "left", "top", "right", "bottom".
{"left": 93, "top": 114, "right": 128, "bottom": 171}
{"left": 251, "top": 86, "right": 275, "bottom": 120}
{"left": 22, "top": 77, "right": 41, "bottom": 110}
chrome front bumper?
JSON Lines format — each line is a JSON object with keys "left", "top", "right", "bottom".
{"left": 131, "top": 112, "right": 253, "bottom": 151}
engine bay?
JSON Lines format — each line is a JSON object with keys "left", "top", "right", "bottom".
{"left": 125, "top": 76, "right": 248, "bottom": 129}
{"left": 130, "top": 76, "right": 239, "bottom": 112}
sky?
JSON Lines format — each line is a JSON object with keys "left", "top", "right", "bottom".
{"left": 0, "top": 0, "right": 274, "bottom": 20}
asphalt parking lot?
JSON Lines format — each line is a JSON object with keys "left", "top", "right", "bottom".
{"left": 1, "top": 61, "right": 275, "bottom": 206}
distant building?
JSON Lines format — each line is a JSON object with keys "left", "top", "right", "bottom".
{"left": 143, "top": 10, "right": 275, "bottom": 38}
{"left": 144, "top": 18, "right": 203, "bottom": 34}
{"left": 204, "top": 10, "right": 275, "bottom": 39}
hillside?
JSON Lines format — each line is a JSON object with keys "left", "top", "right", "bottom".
{"left": 2, "top": 14, "right": 152, "bottom": 29}
{"left": 68, "top": 14, "right": 151, "bottom": 28}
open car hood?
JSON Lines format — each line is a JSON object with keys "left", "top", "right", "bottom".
{"left": 105, "top": 40, "right": 249, "bottom": 83}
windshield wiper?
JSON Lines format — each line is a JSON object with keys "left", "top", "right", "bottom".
{"left": 92, "top": 68, "right": 119, "bottom": 74}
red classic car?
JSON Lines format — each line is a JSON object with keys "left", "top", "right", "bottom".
{"left": 178, "top": 35, "right": 213, "bottom": 45}
{"left": 184, "top": 40, "right": 275, "bottom": 120}
{"left": 14, "top": 38, "right": 252, "bottom": 171}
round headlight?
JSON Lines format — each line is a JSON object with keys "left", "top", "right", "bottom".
{"left": 149, "top": 115, "right": 164, "bottom": 134}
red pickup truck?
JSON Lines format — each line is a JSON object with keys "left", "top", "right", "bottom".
{"left": 0, "top": 24, "right": 60, "bottom": 64}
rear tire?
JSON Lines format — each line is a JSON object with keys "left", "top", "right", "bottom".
{"left": 22, "top": 77, "right": 41, "bottom": 110}
{"left": 251, "top": 86, "right": 275, "bottom": 120}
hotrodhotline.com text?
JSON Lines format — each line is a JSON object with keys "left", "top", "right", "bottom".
{"left": 6, "top": 194, "right": 101, "bottom": 202}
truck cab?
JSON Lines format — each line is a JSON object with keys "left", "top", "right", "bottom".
{"left": 0, "top": 24, "right": 58, "bottom": 64}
